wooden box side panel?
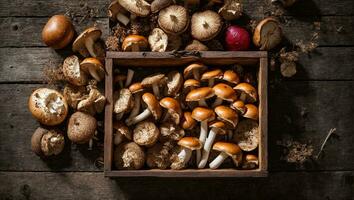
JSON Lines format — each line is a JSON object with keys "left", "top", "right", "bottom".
{"left": 104, "top": 58, "right": 113, "bottom": 172}
{"left": 259, "top": 57, "right": 268, "bottom": 172}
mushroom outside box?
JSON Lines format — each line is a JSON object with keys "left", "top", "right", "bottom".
{"left": 104, "top": 51, "right": 268, "bottom": 177}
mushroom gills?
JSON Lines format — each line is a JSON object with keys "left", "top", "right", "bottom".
{"left": 209, "top": 152, "right": 228, "bottom": 169}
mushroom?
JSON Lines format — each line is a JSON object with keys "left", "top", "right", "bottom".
{"left": 114, "top": 142, "right": 145, "bottom": 170}
{"left": 127, "top": 82, "right": 144, "bottom": 121}
{"left": 214, "top": 105, "right": 238, "bottom": 128}
{"left": 118, "top": 0, "right": 151, "bottom": 17}
{"left": 212, "top": 83, "right": 237, "bottom": 107}
{"left": 209, "top": 142, "right": 242, "bottom": 169}
{"left": 201, "top": 69, "right": 223, "bottom": 87}
{"left": 171, "top": 137, "right": 202, "bottom": 169}
{"left": 218, "top": 0, "right": 243, "bottom": 21}
{"left": 198, "top": 121, "right": 227, "bottom": 168}
{"left": 28, "top": 88, "right": 68, "bottom": 126}
{"left": 165, "top": 71, "right": 183, "bottom": 97}
{"left": 80, "top": 58, "right": 105, "bottom": 82}
{"left": 243, "top": 104, "right": 259, "bottom": 120}
{"left": 191, "top": 10, "right": 222, "bottom": 41}
{"left": 271, "top": 0, "right": 297, "bottom": 7}
{"left": 151, "top": 0, "right": 173, "bottom": 13}
{"left": 77, "top": 88, "right": 106, "bottom": 115}
{"left": 158, "top": 5, "right": 189, "bottom": 35}
{"left": 67, "top": 111, "right": 97, "bottom": 144}
{"left": 141, "top": 74, "right": 165, "bottom": 98}
{"left": 72, "top": 27, "right": 102, "bottom": 58}
{"left": 114, "top": 74, "right": 127, "bottom": 89}
{"left": 31, "top": 127, "right": 65, "bottom": 157}
{"left": 191, "top": 107, "right": 215, "bottom": 164}
{"left": 148, "top": 28, "right": 168, "bottom": 52}
{"left": 122, "top": 35, "right": 149, "bottom": 51}
{"left": 280, "top": 61, "right": 297, "bottom": 77}
{"left": 232, "top": 119, "right": 259, "bottom": 151}
{"left": 184, "top": 79, "right": 200, "bottom": 92}
{"left": 147, "top": 141, "right": 174, "bottom": 169}
{"left": 242, "top": 154, "right": 259, "bottom": 169}
{"left": 186, "top": 87, "right": 215, "bottom": 107}
{"left": 133, "top": 121, "right": 160, "bottom": 147}
{"left": 231, "top": 100, "right": 246, "bottom": 115}
{"left": 160, "top": 97, "right": 182, "bottom": 124}
{"left": 62, "top": 55, "right": 88, "bottom": 86}
{"left": 185, "top": 40, "right": 209, "bottom": 51}
{"left": 180, "top": 112, "right": 196, "bottom": 130}
{"left": 113, "top": 121, "right": 132, "bottom": 145}
{"left": 126, "top": 92, "right": 161, "bottom": 126}
{"left": 108, "top": 1, "right": 130, "bottom": 26}
{"left": 159, "top": 122, "right": 185, "bottom": 142}
{"left": 63, "top": 84, "right": 86, "bottom": 109}
{"left": 234, "top": 83, "right": 258, "bottom": 103}
{"left": 222, "top": 70, "right": 240, "bottom": 85}
{"left": 114, "top": 88, "right": 133, "bottom": 120}
{"left": 253, "top": 17, "right": 282, "bottom": 51}
{"left": 42, "top": 15, "right": 74, "bottom": 49}
{"left": 183, "top": 63, "right": 207, "bottom": 80}
{"left": 125, "top": 69, "right": 135, "bottom": 87}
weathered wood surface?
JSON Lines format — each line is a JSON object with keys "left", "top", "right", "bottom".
{"left": 0, "top": 171, "right": 353, "bottom": 200}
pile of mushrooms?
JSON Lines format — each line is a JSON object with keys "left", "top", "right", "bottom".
{"left": 113, "top": 63, "right": 260, "bottom": 170}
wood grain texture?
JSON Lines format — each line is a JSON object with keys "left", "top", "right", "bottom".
{"left": 0, "top": 171, "right": 353, "bottom": 200}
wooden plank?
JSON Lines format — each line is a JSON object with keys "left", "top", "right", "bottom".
{"left": 104, "top": 58, "right": 113, "bottom": 172}
{"left": 0, "top": 17, "right": 108, "bottom": 47}
{"left": 0, "top": 171, "right": 353, "bottom": 200}
{"left": 259, "top": 57, "right": 268, "bottom": 171}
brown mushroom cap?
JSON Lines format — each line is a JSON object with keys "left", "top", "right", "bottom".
{"left": 146, "top": 141, "right": 174, "bottom": 169}
{"left": 159, "top": 122, "right": 185, "bottom": 142}
{"left": 113, "top": 121, "right": 132, "bottom": 141}
{"left": 31, "top": 127, "right": 65, "bottom": 156}
{"left": 214, "top": 105, "right": 238, "bottom": 127}
{"left": 42, "top": 15, "right": 74, "bottom": 49}
{"left": 209, "top": 121, "right": 227, "bottom": 135}
{"left": 181, "top": 112, "right": 196, "bottom": 130}
{"left": 31, "top": 127, "right": 46, "bottom": 156}
{"left": 118, "top": 0, "right": 151, "bottom": 17}
{"left": 62, "top": 55, "right": 88, "bottom": 86}
{"left": 218, "top": 0, "right": 243, "bottom": 21}
{"left": 191, "top": 10, "right": 222, "bottom": 41}
{"left": 184, "top": 79, "right": 200, "bottom": 89}
{"left": 165, "top": 71, "right": 183, "bottom": 97}
{"left": 160, "top": 97, "right": 182, "bottom": 124}
{"left": 185, "top": 40, "right": 209, "bottom": 51}
{"left": 151, "top": 0, "right": 173, "bottom": 13}
{"left": 223, "top": 70, "right": 240, "bottom": 85}
{"left": 183, "top": 63, "right": 207, "bottom": 79}
{"left": 178, "top": 137, "right": 202, "bottom": 150}
{"left": 63, "top": 84, "right": 86, "bottom": 109}
{"left": 158, "top": 5, "right": 189, "bottom": 35}
{"left": 191, "top": 107, "right": 215, "bottom": 122}
{"left": 253, "top": 17, "right": 282, "bottom": 51}
{"left": 122, "top": 35, "right": 149, "bottom": 51}
{"left": 148, "top": 28, "right": 168, "bottom": 52}
{"left": 133, "top": 121, "right": 160, "bottom": 147}
{"left": 231, "top": 100, "right": 246, "bottom": 114}
{"left": 213, "top": 83, "right": 237, "bottom": 102}
{"left": 234, "top": 83, "right": 258, "bottom": 103}
{"left": 129, "top": 82, "right": 144, "bottom": 94}
{"left": 114, "top": 88, "right": 133, "bottom": 114}
{"left": 242, "top": 154, "right": 259, "bottom": 169}
{"left": 80, "top": 57, "right": 105, "bottom": 82}
{"left": 72, "top": 27, "right": 102, "bottom": 57}
{"left": 186, "top": 87, "right": 215, "bottom": 102}
{"left": 67, "top": 111, "right": 97, "bottom": 143}
{"left": 142, "top": 92, "right": 162, "bottom": 120}
{"left": 114, "top": 142, "right": 145, "bottom": 170}
{"left": 201, "top": 69, "right": 223, "bottom": 81}
{"left": 212, "top": 142, "right": 241, "bottom": 156}
{"left": 233, "top": 119, "right": 259, "bottom": 151}
{"left": 141, "top": 74, "right": 165, "bottom": 88}
{"left": 28, "top": 88, "right": 68, "bottom": 126}
{"left": 108, "top": 1, "right": 130, "bottom": 25}
{"left": 244, "top": 104, "right": 259, "bottom": 120}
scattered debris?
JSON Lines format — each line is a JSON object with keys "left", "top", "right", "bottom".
{"left": 316, "top": 128, "right": 337, "bottom": 159}
{"left": 277, "top": 139, "right": 314, "bottom": 165}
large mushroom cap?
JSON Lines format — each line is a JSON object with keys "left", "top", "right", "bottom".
{"left": 122, "top": 35, "right": 149, "bottom": 51}
{"left": 114, "top": 88, "right": 133, "bottom": 114}
{"left": 158, "top": 5, "right": 189, "bottom": 35}
{"left": 28, "top": 88, "right": 68, "bottom": 126}
{"left": 80, "top": 57, "right": 105, "bottom": 82}
{"left": 233, "top": 119, "right": 259, "bottom": 151}
{"left": 214, "top": 105, "right": 238, "bottom": 127}
{"left": 118, "top": 0, "right": 151, "bottom": 17}
{"left": 213, "top": 83, "right": 237, "bottom": 102}
{"left": 133, "top": 121, "right": 160, "bottom": 146}
{"left": 191, "top": 107, "right": 215, "bottom": 122}
{"left": 253, "top": 17, "right": 282, "bottom": 51}
{"left": 201, "top": 69, "right": 223, "bottom": 81}
{"left": 148, "top": 28, "right": 168, "bottom": 52}
{"left": 234, "top": 83, "right": 258, "bottom": 103}
{"left": 62, "top": 55, "right": 88, "bottom": 86}
{"left": 129, "top": 82, "right": 144, "bottom": 93}
{"left": 183, "top": 63, "right": 207, "bottom": 79}
{"left": 223, "top": 70, "right": 240, "bottom": 85}
{"left": 243, "top": 104, "right": 259, "bottom": 120}
{"left": 31, "top": 127, "right": 65, "bottom": 156}
{"left": 142, "top": 92, "right": 162, "bottom": 120}
{"left": 72, "top": 27, "right": 102, "bottom": 57}
{"left": 165, "top": 71, "right": 183, "bottom": 96}
{"left": 160, "top": 97, "right": 182, "bottom": 124}
{"left": 178, "top": 137, "right": 202, "bottom": 150}
{"left": 67, "top": 111, "right": 97, "bottom": 144}
{"left": 114, "top": 142, "right": 145, "bottom": 170}
{"left": 212, "top": 142, "right": 241, "bottom": 156}
{"left": 191, "top": 10, "right": 222, "bottom": 41}
{"left": 42, "top": 15, "right": 74, "bottom": 49}
{"left": 184, "top": 79, "right": 200, "bottom": 89}
{"left": 186, "top": 87, "right": 215, "bottom": 102}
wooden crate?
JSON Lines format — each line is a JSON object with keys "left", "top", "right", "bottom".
{"left": 104, "top": 51, "right": 268, "bottom": 177}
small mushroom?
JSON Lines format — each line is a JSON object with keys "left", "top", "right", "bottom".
{"left": 209, "top": 142, "right": 242, "bottom": 169}
{"left": 127, "top": 82, "right": 144, "bottom": 121}
{"left": 28, "top": 88, "right": 68, "bottom": 126}
{"left": 218, "top": 0, "right": 243, "bottom": 21}
{"left": 159, "top": 122, "right": 185, "bottom": 142}
{"left": 77, "top": 88, "right": 106, "bottom": 115}
{"left": 198, "top": 121, "right": 227, "bottom": 168}
{"left": 232, "top": 119, "right": 259, "bottom": 151}
{"left": 73, "top": 27, "right": 102, "bottom": 58}
{"left": 231, "top": 100, "right": 246, "bottom": 115}
{"left": 180, "top": 112, "right": 196, "bottom": 130}
{"left": 222, "top": 70, "right": 240, "bottom": 85}
{"left": 148, "top": 28, "right": 168, "bottom": 52}
{"left": 201, "top": 69, "right": 223, "bottom": 87}
{"left": 42, "top": 15, "right": 74, "bottom": 49}
{"left": 183, "top": 63, "right": 207, "bottom": 80}
{"left": 113, "top": 121, "right": 132, "bottom": 145}
{"left": 214, "top": 105, "right": 238, "bottom": 128}
{"left": 186, "top": 87, "right": 215, "bottom": 107}
{"left": 185, "top": 40, "right": 209, "bottom": 51}
{"left": 126, "top": 92, "right": 161, "bottom": 126}
{"left": 122, "top": 35, "right": 149, "bottom": 51}
{"left": 158, "top": 5, "right": 189, "bottom": 35}
{"left": 63, "top": 84, "right": 86, "bottom": 109}
{"left": 80, "top": 58, "right": 105, "bottom": 82}
{"left": 212, "top": 83, "right": 237, "bottom": 107}
{"left": 62, "top": 55, "right": 88, "bottom": 86}
{"left": 253, "top": 17, "right": 282, "bottom": 51}
{"left": 108, "top": 1, "right": 130, "bottom": 26}
{"left": 160, "top": 97, "right": 182, "bottom": 124}
{"left": 141, "top": 74, "right": 165, "bottom": 98}
{"left": 147, "top": 141, "right": 174, "bottom": 169}
{"left": 242, "top": 154, "right": 259, "bottom": 169}
{"left": 114, "top": 142, "right": 145, "bottom": 170}
{"left": 133, "top": 121, "right": 160, "bottom": 147}
{"left": 165, "top": 71, "right": 183, "bottom": 97}
{"left": 151, "top": 0, "right": 173, "bottom": 13}
{"left": 67, "top": 111, "right": 97, "bottom": 144}
{"left": 243, "top": 104, "right": 258, "bottom": 120}
{"left": 31, "top": 127, "right": 65, "bottom": 157}
{"left": 114, "top": 88, "right": 133, "bottom": 120}
{"left": 118, "top": 0, "right": 151, "bottom": 17}
{"left": 191, "top": 10, "right": 222, "bottom": 41}
{"left": 234, "top": 83, "right": 258, "bottom": 103}
{"left": 171, "top": 137, "right": 202, "bottom": 169}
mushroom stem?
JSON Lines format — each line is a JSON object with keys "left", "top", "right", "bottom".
{"left": 152, "top": 84, "right": 160, "bottom": 99}
{"left": 114, "top": 132, "right": 124, "bottom": 145}
{"left": 198, "top": 99, "right": 208, "bottom": 107}
{"left": 211, "top": 98, "right": 223, "bottom": 107}
{"left": 209, "top": 152, "right": 228, "bottom": 169}
{"left": 239, "top": 92, "right": 247, "bottom": 102}
{"left": 85, "top": 37, "right": 97, "bottom": 57}
{"left": 177, "top": 148, "right": 193, "bottom": 167}
{"left": 198, "top": 127, "right": 218, "bottom": 168}
{"left": 197, "top": 120, "right": 208, "bottom": 164}
{"left": 88, "top": 139, "right": 93, "bottom": 150}
{"left": 128, "top": 93, "right": 141, "bottom": 119}
{"left": 116, "top": 13, "right": 130, "bottom": 26}
{"left": 125, "top": 69, "right": 134, "bottom": 87}
{"left": 162, "top": 112, "right": 170, "bottom": 122}
{"left": 192, "top": 69, "right": 200, "bottom": 80}
{"left": 125, "top": 108, "right": 151, "bottom": 126}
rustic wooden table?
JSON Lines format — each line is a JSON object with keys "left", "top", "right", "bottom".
{"left": 0, "top": 0, "right": 353, "bottom": 199}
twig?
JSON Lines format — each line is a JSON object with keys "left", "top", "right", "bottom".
{"left": 316, "top": 128, "right": 336, "bottom": 159}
